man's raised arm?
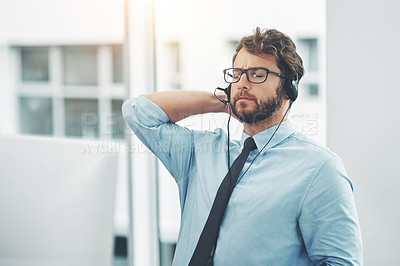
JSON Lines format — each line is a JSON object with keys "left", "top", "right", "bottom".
{"left": 145, "top": 90, "right": 228, "bottom": 123}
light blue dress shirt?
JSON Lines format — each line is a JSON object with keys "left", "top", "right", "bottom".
{"left": 122, "top": 95, "right": 363, "bottom": 266}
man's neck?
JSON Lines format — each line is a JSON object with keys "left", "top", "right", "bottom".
{"left": 243, "top": 117, "right": 288, "bottom": 136}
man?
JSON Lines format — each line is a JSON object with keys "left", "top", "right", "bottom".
{"left": 123, "top": 28, "right": 363, "bottom": 265}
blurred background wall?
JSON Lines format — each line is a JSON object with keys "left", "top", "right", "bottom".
{"left": 327, "top": 0, "right": 400, "bottom": 264}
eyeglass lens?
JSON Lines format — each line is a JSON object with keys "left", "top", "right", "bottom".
{"left": 224, "top": 68, "right": 268, "bottom": 84}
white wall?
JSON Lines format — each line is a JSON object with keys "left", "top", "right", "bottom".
{"left": 6, "top": 0, "right": 124, "bottom": 45}
{"left": 327, "top": 0, "right": 400, "bottom": 264}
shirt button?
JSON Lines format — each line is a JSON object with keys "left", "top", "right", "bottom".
{"left": 248, "top": 156, "right": 254, "bottom": 161}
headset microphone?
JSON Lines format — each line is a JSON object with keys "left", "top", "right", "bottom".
{"left": 214, "top": 84, "right": 231, "bottom": 105}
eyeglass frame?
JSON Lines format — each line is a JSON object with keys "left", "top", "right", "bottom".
{"left": 223, "top": 67, "right": 287, "bottom": 84}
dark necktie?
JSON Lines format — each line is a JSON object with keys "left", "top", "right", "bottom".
{"left": 189, "top": 137, "right": 257, "bottom": 266}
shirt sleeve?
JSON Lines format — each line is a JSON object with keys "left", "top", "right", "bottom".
{"left": 122, "top": 95, "right": 194, "bottom": 185}
{"left": 299, "top": 156, "right": 363, "bottom": 266}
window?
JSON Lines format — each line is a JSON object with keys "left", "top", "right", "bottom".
{"left": 112, "top": 45, "right": 124, "bottom": 84}
{"left": 297, "top": 37, "right": 320, "bottom": 98}
{"left": 157, "top": 41, "right": 182, "bottom": 91}
{"left": 307, "top": 84, "right": 319, "bottom": 97}
{"left": 63, "top": 46, "right": 98, "bottom": 86}
{"left": 65, "top": 98, "right": 99, "bottom": 138}
{"left": 21, "top": 47, "right": 49, "bottom": 82}
{"left": 111, "top": 99, "right": 125, "bottom": 139}
{"left": 167, "top": 42, "right": 181, "bottom": 72}
{"left": 17, "top": 44, "right": 126, "bottom": 139}
{"left": 297, "top": 38, "right": 318, "bottom": 72}
{"left": 19, "top": 96, "right": 53, "bottom": 135}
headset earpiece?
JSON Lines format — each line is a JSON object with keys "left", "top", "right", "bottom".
{"left": 286, "top": 73, "right": 299, "bottom": 102}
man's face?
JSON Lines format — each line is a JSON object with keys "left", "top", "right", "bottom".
{"left": 230, "top": 48, "right": 285, "bottom": 125}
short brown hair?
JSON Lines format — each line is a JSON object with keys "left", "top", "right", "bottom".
{"left": 233, "top": 28, "right": 304, "bottom": 83}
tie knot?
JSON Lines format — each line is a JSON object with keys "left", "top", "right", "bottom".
{"left": 244, "top": 137, "right": 257, "bottom": 151}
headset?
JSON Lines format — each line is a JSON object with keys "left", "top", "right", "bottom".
{"left": 286, "top": 73, "right": 299, "bottom": 102}
{"left": 215, "top": 73, "right": 299, "bottom": 104}
{"left": 213, "top": 72, "right": 299, "bottom": 181}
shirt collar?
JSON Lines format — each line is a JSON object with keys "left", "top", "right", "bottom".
{"left": 240, "top": 120, "right": 295, "bottom": 153}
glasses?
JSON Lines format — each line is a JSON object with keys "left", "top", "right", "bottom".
{"left": 223, "top": 67, "right": 286, "bottom": 84}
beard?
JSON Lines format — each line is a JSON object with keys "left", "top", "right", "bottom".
{"left": 231, "top": 87, "right": 285, "bottom": 125}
